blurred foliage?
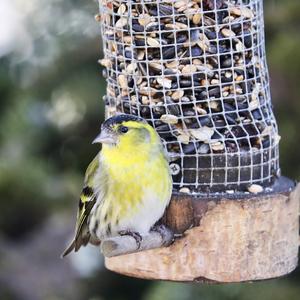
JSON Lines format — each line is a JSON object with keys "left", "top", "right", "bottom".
{"left": 265, "top": 0, "right": 300, "bottom": 179}
{"left": 0, "top": 0, "right": 105, "bottom": 240}
{"left": 144, "top": 279, "right": 300, "bottom": 300}
{"left": 0, "top": 0, "right": 299, "bottom": 299}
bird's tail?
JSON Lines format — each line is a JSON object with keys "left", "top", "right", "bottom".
{"left": 61, "top": 232, "right": 101, "bottom": 258}
{"left": 61, "top": 239, "right": 76, "bottom": 258}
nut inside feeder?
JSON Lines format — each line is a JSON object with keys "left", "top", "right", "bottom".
{"left": 97, "top": 0, "right": 299, "bottom": 282}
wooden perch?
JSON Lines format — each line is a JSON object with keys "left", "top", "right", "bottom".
{"left": 105, "top": 177, "right": 300, "bottom": 283}
{"left": 101, "top": 226, "right": 174, "bottom": 257}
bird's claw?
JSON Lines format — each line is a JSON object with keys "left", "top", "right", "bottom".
{"left": 151, "top": 224, "right": 174, "bottom": 246}
{"left": 118, "top": 230, "right": 142, "bottom": 249}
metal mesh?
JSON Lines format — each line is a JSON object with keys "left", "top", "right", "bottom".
{"left": 98, "top": 0, "right": 280, "bottom": 193}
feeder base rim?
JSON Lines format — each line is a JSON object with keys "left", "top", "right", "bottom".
{"left": 172, "top": 176, "right": 295, "bottom": 199}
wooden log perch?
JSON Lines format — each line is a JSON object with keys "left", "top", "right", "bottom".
{"left": 105, "top": 177, "right": 300, "bottom": 283}
{"left": 101, "top": 226, "right": 174, "bottom": 257}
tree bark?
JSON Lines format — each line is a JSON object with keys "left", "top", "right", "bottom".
{"left": 105, "top": 177, "right": 299, "bottom": 282}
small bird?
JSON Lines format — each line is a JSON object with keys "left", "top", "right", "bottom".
{"left": 62, "top": 114, "right": 172, "bottom": 257}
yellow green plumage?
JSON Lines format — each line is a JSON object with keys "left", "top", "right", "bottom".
{"left": 62, "top": 114, "right": 172, "bottom": 257}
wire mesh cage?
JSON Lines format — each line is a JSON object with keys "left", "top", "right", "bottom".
{"left": 98, "top": 0, "right": 281, "bottom": 193}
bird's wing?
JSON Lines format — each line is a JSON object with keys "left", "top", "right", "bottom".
{"left": 61, "top": 154, "right": 100, "bottom": 257}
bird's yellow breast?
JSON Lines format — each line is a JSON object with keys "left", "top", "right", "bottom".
{"left": 99, "top": 141, "right": 171, "bottom": 229}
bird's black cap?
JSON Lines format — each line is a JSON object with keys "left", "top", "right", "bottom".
{"left": 102, "top": 114, "right": 146, "bottom": 129}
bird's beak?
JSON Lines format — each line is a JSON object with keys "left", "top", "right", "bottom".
{"left": 92, "top": 130, "right": 115, "bottom": 144}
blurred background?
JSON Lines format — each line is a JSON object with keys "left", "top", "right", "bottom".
{"left": 0, "top": 0, "right": 299, "bottom": 299}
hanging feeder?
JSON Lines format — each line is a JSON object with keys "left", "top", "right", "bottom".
{"left": 96, "top": 0, "right": 299, "bottom": 282}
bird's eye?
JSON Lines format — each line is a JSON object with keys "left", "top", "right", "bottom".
{"left": 120, "top": 126, "right": 128, "bottom": 133}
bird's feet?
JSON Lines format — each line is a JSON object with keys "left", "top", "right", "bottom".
{"left": 118, "top": 230, "right": 142, "bottom": 249}
{"left": 151, "top": 224, "right": 174, "bottom": 246}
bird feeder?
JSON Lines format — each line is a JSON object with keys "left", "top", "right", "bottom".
{"left": 97, "top": 0, "right": 299, "bottom": 282}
